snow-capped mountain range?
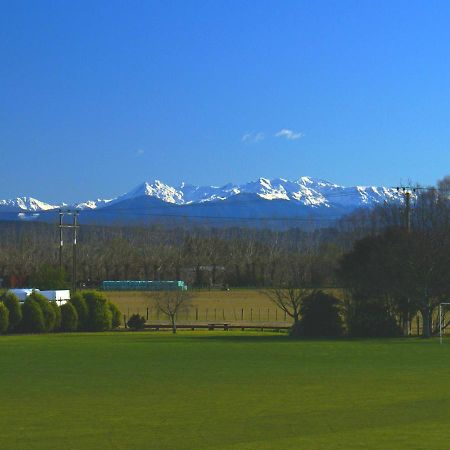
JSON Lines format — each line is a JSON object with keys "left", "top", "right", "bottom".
{"left": 0, "top": 177, "right": 403, "bottom": 228}
{"left": 74, "top": 176, "right": 401, "bottom": 209}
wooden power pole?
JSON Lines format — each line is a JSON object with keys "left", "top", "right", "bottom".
{"left": 58, "top": 210, "right": 80, "bottom": 292}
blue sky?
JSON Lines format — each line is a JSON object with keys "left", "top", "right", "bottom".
{"left": 1, "top": 0, "right": 450, "bottom": 203}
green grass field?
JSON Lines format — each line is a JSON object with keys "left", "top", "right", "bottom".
{"left": 1, "top": 332, "right": 448, "bottom": 449}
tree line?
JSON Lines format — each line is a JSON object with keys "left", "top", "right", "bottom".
{"left": 0, "top": 221, "right": 344, "bottom": 289}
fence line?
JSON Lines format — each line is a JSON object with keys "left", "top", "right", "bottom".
{"left": 123, "top": 307, "right": 439, "bottom": 337}
{"left": 123, "top": 306, "right": 293, "bottom": 325}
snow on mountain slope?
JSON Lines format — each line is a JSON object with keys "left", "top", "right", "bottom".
{"left": 0, "top": 197, "right": 58, "bottom": 212}
{"left": 74, "top": 198, "right": 114, "bottom": 209}
{"left": 112, "top": 180, "right": 184, "bottom": 205}
{"left": 107, "top": 177, "right": 402, "bottom": 209}
{"left": 0, "top": 177, "right": 404, "bottom": 213}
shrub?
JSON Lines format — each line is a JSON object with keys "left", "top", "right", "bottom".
{"left": 2, "top": 292, "right": 22, "bottom": 332}
{"left": 109, "top": 302, "right": 122, "bottom": 329}
{"left": 22, "top": 299, "right": 46, "bottom": 333}
{"left": 0, "top": 303, "right": 9, "bottom": 334}
{"left": 291, "top": 290, "right": 343, "bottom": 338}
{"left": 51, "top": 302, "right": 62, "bottom": 331}
{"left": 70, "top": 293, "right": 89, "bottom": 330}
{"left": 83, "top": 291, "right": 112, "bottom": 331}
{"left": 29, "top": 291, "right": 56, "bottom": 332}
{"left": 346, "top": 298, "right": 402, "bottom": 337}
{"left": 60, "top": 302, "right": 78, "bottom": 332}
{"left": 127, "top": 314, "right": 146, "bottom": 330}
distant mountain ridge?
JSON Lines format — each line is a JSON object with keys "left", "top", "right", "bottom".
{"left": 0, "top": 177, "right": 403, "bottom": 228}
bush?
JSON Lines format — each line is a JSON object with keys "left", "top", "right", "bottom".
{"left": 83, "top": 291, "right": 112, "bottom": 331}
{"left": 29, "top": 291, "right": 56, "bottom": 332}
{"left": 22, "top": 299, "right": 46, "bottom": 333}
{"left": 109, "top": 302, "right": 122, "bottom": 329}
{"left": 70, "top": 293, "right": 89, "bottom": 330}
{"left": 0, "top": 303, "right": 9, "bottom": 334}
{"left": 127, "top": 314, "right": 146, "bottom": 330}
{"left": 291, "top": 290, "right": 343, "bottom": 338}
{"left": 2, "top": 292, "right": 22, "bottom": 332}
{"left": 60, "top": 302, "right": 78, "bottom": 332}
{"left": 346, "top": 298, "right": 402, "bottom": 337}
{"left": 51, "top": 302, "right": 62, "bottom": 331}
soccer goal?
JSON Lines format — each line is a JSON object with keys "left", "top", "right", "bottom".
{"left": 439, "top": 303, "right": 450, "bottom": 344}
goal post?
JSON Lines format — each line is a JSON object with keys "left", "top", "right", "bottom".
{"left": 439, "top": 303, "right": 450, "bottom": 344}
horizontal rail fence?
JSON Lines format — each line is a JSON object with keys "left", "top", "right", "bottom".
{"left": 122, "top": 306, "right": 293, "bottom": 327}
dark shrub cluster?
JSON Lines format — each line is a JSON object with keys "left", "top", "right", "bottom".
{"left": 60, "top": 302, "right": 78, "bottom": 331}
{"left": 0, "top": 290, "right": 123, "bottom": 335}
{"left": 127, "top": 314, "right": 146, "bottom": 330}
{"left": 346, "top": 299, "right": 402, "bottom": 338}
{"left": 2, "top": 292, "right": 22, "bottom": 332}
{"left": 290, "top": 291, "right": 344, "bottom": 338}
{"left": 21, "top": 299, "right": 46, "bottom": 333}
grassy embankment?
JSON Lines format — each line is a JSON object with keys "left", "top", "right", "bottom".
{"left": 0, "top": 331, "right": 448, "bottom": 449}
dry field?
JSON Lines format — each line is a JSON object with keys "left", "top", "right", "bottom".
{"left": 104, "top": 288, "right": 345, "bottom": 324}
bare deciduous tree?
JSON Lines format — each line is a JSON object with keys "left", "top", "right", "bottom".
{"left": 155, "top": 290, "right": 192, "bottom": 333}
{"left": 263, "top": 287, "right": 311, "bottom": 324}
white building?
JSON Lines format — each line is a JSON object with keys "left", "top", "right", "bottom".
{"left": 7, "top": 289, "right": 70, "bottom": 305}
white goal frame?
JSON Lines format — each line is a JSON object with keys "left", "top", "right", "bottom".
{"left": 439, "top": 303, "right": 450, "bottom": 344}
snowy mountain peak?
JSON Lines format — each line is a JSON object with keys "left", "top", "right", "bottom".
{"left": 0, "top": 197, "right": 58, "bottom": 212}
{"left": 117, "top": 180, "right": 184, "bottom": 204}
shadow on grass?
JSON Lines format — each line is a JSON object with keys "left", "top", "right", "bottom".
{"left": 183, "top": 334, "right": 292, "bottom": 343}
{"left": 178, "top": 333, "right": 363, "bottom": 344}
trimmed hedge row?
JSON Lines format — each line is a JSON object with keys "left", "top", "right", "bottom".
{"left": 0, "top": 290, "right": 121, "bottom": 334}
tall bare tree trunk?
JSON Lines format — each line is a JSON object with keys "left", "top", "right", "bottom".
{"left": 170, "top": 314, "right": 177, "bottom": 334}
{"left": 420, "top": 307, "right": 431, "bottom": 338}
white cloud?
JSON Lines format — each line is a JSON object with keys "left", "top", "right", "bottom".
{"left": 242, "top": 131, "right": 265, "bottom": 144}
{"left": 275, "top": 129, "right": 304, "bottom": 140}
{"left": 136, "top": 149, "right": 145, "bottom": 156}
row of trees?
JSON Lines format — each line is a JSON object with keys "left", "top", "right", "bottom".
{"left": 0, "top": 290, "right": 121, "bottom": 334}
{"left": 0, "top": 222, "right": 345, "bottom": 289}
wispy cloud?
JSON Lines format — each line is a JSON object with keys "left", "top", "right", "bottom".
{"left": 242, "top": 131, "right": 265, "bottom": 144}
{"left": 136, "top": 149, "right": 145, "bottom": 156}
{"left": 275, "top": 129, "right": 304, "bottom": 140}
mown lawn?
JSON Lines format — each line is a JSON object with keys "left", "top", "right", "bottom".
{"left": 0, "top": 332, "right": 449, "bottom": 449}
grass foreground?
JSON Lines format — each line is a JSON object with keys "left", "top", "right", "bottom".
{"left": 0, "top": 331, "right": 449, "bottom": 449}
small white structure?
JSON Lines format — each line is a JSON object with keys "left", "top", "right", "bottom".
{"left": 7, "top": 288, "right": 70, "bottom": 306}
{"left": 8, "top": 289, "right": 35, "bottom": 301}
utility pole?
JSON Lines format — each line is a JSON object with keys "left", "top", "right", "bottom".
{"left": 396, "top": 186, "right": 416, "bottom": 336}
{"left": 72, "top": 211, "right": 79, "bottom": 292}
{"left": 397, "top": 187, "right": 413, "bottom": 232}
{"left": 57, "top": 210, "right": 80, "bottom": 292}
{"left": 59, "top": 209, "right": 64, "bottom": 272}
{"left": 405, "top": 190, "right": 411, "bottom": 232}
